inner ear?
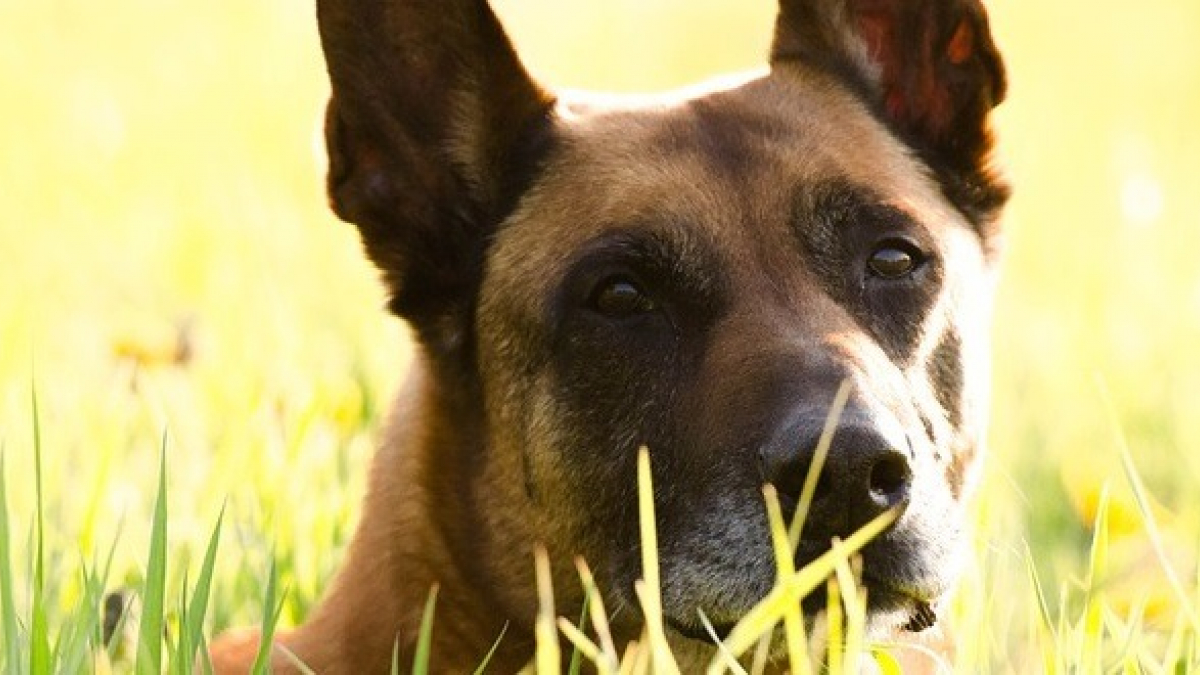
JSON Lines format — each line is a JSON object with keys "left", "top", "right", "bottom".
{"left": 772, "top": 0, "right": 1009, "bottom": 225}
{"left": 854, "top": 0, "right": 1006, "bottom": 145}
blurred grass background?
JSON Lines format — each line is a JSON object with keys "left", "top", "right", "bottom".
{"left": 2, "top": 0, "right": 1199, "bottom": 668}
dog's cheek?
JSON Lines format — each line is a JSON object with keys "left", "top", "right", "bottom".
{"left": 472, "top": 267, "right": 657, "bottom": 610}
{"left": 930, "top": 240, "right": 997, "bottom": 500}
{"left": 926, "top": 330, "right": 983, "bottom": 501}
{"left": 478, "top": 340, "right": 646, "bottom": 589}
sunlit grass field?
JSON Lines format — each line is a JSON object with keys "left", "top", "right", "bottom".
{"left": 3, "top": 0, "right": 1199, "bottom": 670}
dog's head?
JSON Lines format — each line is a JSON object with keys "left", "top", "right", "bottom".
{"left": 318, "top": 0, "right": 1006, "bottom": 644}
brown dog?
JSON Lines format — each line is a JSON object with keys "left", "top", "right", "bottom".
{"left": 211, "top": 0, "right": 1007, "bottom": 671}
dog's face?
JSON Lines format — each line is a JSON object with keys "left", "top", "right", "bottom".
{"left": 479, "top": 75, "right": 999, "bottom": 637}
{"left": 318, "top": 0, "right": 1006, "bottom": 646}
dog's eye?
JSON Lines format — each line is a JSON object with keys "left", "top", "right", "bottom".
{"left": 867, "top": 241, "right": 924, "bottom": 279}
{"left": 589, "top": 278, "right": 657, "bottom": 317}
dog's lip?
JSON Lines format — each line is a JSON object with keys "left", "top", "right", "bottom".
{"left": 791, "top": 536, "right": 947, "bottom": 603}
{"left": 803, "top": 575, "right": 943, "bottom": 633}
{"left": 794, "top": 574, "right": 936, "bottom": 614}
{"left": 666, "top": 616, "right": 735, "bottom": 643}
{"left": 859, "top": 573, "right": 939, "bottom": 604}
{"left": 664, "top": 575, "right": 939, "bottom": 645}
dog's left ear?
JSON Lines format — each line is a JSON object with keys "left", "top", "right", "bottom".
{"left": 772, "top": 0, "right": 1008, "bottom": 223}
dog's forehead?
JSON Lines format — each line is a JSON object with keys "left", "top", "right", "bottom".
{"left": 597, "top": 74, "right": 945, "bottom": 185}
{"left": 489, "top": 70, "right": 967, "bottom": 291}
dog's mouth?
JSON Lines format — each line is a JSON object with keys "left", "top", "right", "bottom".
{"left": 665, "top": 576, "right": 940, "bottom": 645}
{"left": 666, "top": 616, "right": 736, "bottom": 643}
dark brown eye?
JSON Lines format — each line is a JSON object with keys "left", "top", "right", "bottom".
{"left": 590, "top": 278, "right": 657, "bottom": 317}
{"left": 867, "top": 242, "right": 923, "bottom": 279}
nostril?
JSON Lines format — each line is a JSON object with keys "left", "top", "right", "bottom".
{"left": 765, "top": 458, "right": 833, "bottom": 515}
{"left": 868, "top": 454, "right": 912, "bottom": 507}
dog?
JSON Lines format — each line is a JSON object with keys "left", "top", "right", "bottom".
{"left": 210, "top": 0, "right": 1007, "bottom": 670}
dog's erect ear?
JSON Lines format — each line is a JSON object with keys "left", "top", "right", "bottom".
{"left": 317, "top": 0, "right": 554, "bottom": 341}
{"left": 772, "top": 0, "right": 1008, "bottom": 222}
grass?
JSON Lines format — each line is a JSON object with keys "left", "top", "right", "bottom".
{"left": 2, "top": 0, "right": 1200, "bottom": 671}
{"left": 1, "top": 421, "right": 1194, "bottom": 671}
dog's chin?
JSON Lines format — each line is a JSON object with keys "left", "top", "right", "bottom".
{"left": 663, "top": 579, "right": 941, "bottom": 648}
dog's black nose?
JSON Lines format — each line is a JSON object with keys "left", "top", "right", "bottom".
{"left": 762, "top": 423, "right": 913, "bottom": 540}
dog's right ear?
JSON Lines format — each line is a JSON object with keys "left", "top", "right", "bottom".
{"left": 317, "top": 0, "right": 554, "bottom": 343}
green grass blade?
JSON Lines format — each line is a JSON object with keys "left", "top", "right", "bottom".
{"left": 1111, "top": 596, "right": 1147, "bottom": 670}
{"left": 826, "top": 576, "right": 844, "bottom": 674}
{"left": 574, "top": 558, "right": 617, "bottom": 669}
{"left": 55, "top": 556, "right": 108, "bottom": 674}
{"left": 566, "top": 588, "right": 591, "bottom": 675}
{"left": 30, "top": 385, "right": 51, "bottom": 674}
{"left": 471, "top": 622, "right": 508, "bottom": 675}
{"left": 750, "top": 633, "right": 772, "bottom": 675}
{"left": 557, "top": 617, "right": 602, "bottom": 667}
{"left": 533, "top": 547, "right": 561, "bottom": 675}
{"left": 870, "top": 649, "right": 903, "bottom": 675}
{"left": 830, "top": 539, "right": 867, "bottom": 668}
{"left": 1023, "top": 540, "right": 1060, "bottom": 674}
{"left": 412, "top": 584, "right": 438, "bottom": 675}
{"left": 167, "top": 570, "right": 185, "bottom": 670}
{"left": 183, "top": 504, "right": 225, "bottom": 670}
{"left": 250, "top": 555, "right": 287, "bottom": 675}
{"left": 135, "top": 437, "right": 170, "bottom": 675}
{"left": 0, "top": 451, "right": 24, "bottom": 673}
{"left": 1099, "top": 378, "right": 1200, "bottom": 634}
{"left": 1119, "top": 450, "right": 1200, "bottom": 630}
{"left": 195, "top": 634, "right": 214, "bottom": 675}
{"left": 1160, "top": 612, "right": 1187, "bottom": 672}
{"left": 636, "top": 446, "right": 680, "bottom": 674}
{"left": 763, "top": 484, "right": 809, "bottom": 675}
{"left": 1080, "top": 484, "right": 1110, "bottom": 669}
{"left": 101, "top": 523, "right": 128, "bottom": 661}
{"left": 276, "top": 643, "right": 315, "bottom": 675}
{"left": 105, "top": 593, "right": 136, "bottom": 663}
{"left": 788, "top": 380, "right": 851, "bottom": 550}
{"left": 698, "top": 610, "right": 748, "bottom": 675}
